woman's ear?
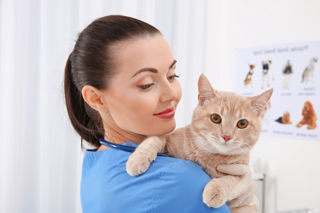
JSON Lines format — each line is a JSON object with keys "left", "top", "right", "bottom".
{"left": 82, "top": 85, "right": 109, "bottom": 112}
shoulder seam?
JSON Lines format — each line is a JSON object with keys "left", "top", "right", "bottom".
{"left": 151, "top": 171, "right": 164, "bottom": 213}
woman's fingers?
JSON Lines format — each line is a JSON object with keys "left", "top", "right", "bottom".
{"left": 217, "top": 163, "right": 249, "bottom": 176}
{"left": 238, "top": 183, "right": 255, "bottom": 206}
{"left": 217, "top": 163, "right": 258, "bottom": 209}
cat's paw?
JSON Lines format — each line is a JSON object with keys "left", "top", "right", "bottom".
{"left": 227, "top": 193, "right": 246, "bottom": 208}
{"left": 126, "top": 151, "right": 156, "bottom": 176}
{"left": 202, "top": 180, "right": 228, "bottom": 208}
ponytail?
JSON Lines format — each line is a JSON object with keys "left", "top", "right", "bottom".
{"left": 64, "top": 52, "right": 104, "bottom": 148}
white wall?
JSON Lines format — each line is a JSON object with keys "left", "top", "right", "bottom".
{"left": 203, "top": 1, "right": 320, "bottom": 212}
{"left": 0, "top": 0, "right": 209, "bottom": 212}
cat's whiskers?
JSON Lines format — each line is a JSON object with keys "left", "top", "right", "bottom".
{"left": 194, "top": 137, "right": 211, "bottom": 149}
{"left": 194, "top": 137, "right": 220, "bottom": 154}
{"left": 232, "top": 141, "right": 253, "bottom": 155}
{"left": 241, "top": 141, "right": 250, "bottom": 147}
{"left": 169, "top": 132, "right": 252, "bottom": 157}
{"left": 235, "top": 146, "right": 246, "bottom": 155}
{"left": 233, "top": 140, "right": 243, "bottom": 146}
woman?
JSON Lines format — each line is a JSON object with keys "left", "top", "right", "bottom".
{"left": 64, "top": 15, "right": 257, "bottom": 212}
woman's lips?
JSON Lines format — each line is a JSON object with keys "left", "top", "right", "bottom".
{"left": 153, "top": 107, "right": 175, "bottom": 119}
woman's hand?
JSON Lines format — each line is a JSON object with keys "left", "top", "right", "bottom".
{"left": 216, "top": 164, "right": 259, "bottom": 210}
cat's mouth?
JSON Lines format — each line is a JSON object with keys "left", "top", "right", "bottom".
{"left": 208, "top": 137, "right": 249, "bottom": 155}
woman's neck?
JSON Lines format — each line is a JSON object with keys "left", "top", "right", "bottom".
{"left": 97, "top": 112, "right": 147, "bottom": 151}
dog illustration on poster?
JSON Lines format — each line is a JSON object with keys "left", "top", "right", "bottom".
{"left": 244, "top": 64, "right": 255, "bottom": 88}
{"left": 275, "top": 111, "right": 292, "bottom": 124}
{"left": 261, "top": 100, "right": 271, "bottom": 120}
{"left": 296, "top": 101, "right": 317, "bottom": 129}
{"left": 282, "top": 60, "right": 293, "bottom": 89}
{"left": 301, "top": 57, "right": 318, "bottom": 85}
{"left": 261, "top": 59, "right": 274, "bottom": 89}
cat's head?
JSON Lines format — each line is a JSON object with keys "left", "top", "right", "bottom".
{"left": 191, "top": 74, "right": 273, "bottom": 156}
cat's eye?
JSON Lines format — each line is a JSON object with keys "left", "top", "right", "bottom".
{"left": 237, "top": 119, "right": 248, "bottom": 129}
{"left": 210, "top": 114, "right": 221, "bottom": 124}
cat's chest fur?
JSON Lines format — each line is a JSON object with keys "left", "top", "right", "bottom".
{"left": 166, "top": 125, "right": 250, "bottom": 179}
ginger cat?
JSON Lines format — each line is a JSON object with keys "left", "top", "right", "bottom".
{"left": 126, "top": 74, "right": 273, "bottom": 213}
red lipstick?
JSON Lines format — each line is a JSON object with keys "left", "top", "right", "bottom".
{"left": 153, "top": 107, "right": 175, "bottom": 119}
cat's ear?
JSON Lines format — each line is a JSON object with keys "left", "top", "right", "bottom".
{"left": 249, "top": 88, "right": 273, "bottom": 116}
{"left": 198, "top": 74, "right": 218, "bottom": 106}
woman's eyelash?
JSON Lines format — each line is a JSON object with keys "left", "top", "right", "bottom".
{"left": 140, "top": 83, "right": 154, "bottom": 90}
{"left": 168, "top": 74, "right": 180, "bottom": 80}
{"left": 139, "top": 74, "right": 180, "bottom": 90}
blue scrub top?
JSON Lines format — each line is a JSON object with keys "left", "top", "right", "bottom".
{"left": 81, "top": 142, "right": 231, "bottom": 213}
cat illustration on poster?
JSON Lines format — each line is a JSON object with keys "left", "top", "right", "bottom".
{"left": 301, "top": 57, "right": 318, "bottom": 85}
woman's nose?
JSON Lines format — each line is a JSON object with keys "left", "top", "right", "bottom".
{"left": 159, "top": 81, "right": 179, "bottom": 103}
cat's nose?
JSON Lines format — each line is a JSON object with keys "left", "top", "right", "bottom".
{"left": 222, "top": 135, "right": 231, "bottom": 142}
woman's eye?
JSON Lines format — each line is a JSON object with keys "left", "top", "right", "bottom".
{"left": 210, "top": 114, "right": 221, "bottom": 124}
{"left": 237, "top": 119, "right": 248, "bottom": 129}
{"left": 168, "top": 74, "right": 180, "bottom": 80}
{"left": 140, "top": 83, "right": 154, "bottom": 90}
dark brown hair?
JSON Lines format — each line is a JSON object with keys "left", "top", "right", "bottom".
{"left": 64, "top": 15, "right": 161, "bottom": 148}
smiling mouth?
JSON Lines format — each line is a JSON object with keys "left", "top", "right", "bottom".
{"left": 153, "top": 107, "right": 175, "bottom": 119}
{"left": 154, "top": 107, "right": 174, "bottom": 115}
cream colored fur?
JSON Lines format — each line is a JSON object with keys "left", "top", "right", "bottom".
{"left": 126, "top": 74, "right": 273, "bottom": 213}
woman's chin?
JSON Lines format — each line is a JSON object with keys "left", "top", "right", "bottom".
{"left": 150, "top": 119, "right": 176, "bottom": 136}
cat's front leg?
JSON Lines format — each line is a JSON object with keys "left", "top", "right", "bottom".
{"left": 229, "top": 196, "right": 259, "bottom": 213}
{"left": 202, "top": 175, "right": 241, "bottom": 208}
{"left": 126, "top": 135, "right": 166, "bottom": 176}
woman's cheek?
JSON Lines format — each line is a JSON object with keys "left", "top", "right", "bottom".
{"left": 128, "top": 92, "right": 156, "bottom": 118}
{"left": 175, "top": 81, "right": 182, "bottom": 104}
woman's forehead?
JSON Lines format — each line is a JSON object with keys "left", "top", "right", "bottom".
{"left": 113, "top": 35, "right": 174, "bottom": 77}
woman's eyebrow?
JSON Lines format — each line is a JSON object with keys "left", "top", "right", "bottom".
{"left": 169, "top": 59, "right": 177, "bottom": 69}
{"left": 132, "top": 59, "right": 177, "bottom": 78}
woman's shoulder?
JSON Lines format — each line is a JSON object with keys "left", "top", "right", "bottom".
{"left": 81, "top": 144, "right": 230, "bottom": 213}
{"left": 82, "top": 144, "right": 209, "bottom": 184}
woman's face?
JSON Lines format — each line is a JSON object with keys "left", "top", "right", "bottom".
{"left": 101, "top": 34, "right": 182, "bottom": 136}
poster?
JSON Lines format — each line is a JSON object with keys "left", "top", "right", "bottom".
{"left": 234, "top": 40, "right": 320, "bottom": 141}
